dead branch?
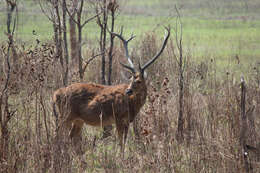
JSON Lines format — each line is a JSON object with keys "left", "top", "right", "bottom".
{"left": 82, "top": 51, "right": 104, "bottom": 74}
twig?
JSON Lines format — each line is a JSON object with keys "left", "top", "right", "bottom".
{"left": 38, "top": 0, "right": 55, "bottom": 23}
{"left": 64, "top": 0, "right": 102, "bottom": 28}
{"left": 82, "top": 51, "right": 104, "bottom": 74}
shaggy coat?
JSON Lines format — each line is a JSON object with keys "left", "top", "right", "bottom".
{"left": 53, "top": 72, "right": 147, "bottom": 149}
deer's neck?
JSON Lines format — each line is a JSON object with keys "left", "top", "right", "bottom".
{"left": 137, "top": 86, "right": 147, "bottom": 106}
{"left": 127, "top": 85, "right": 147, "bottom": 121}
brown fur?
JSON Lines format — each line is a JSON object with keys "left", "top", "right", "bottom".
{"left": 53, "top": 72, "right": 147, "bottom": 151}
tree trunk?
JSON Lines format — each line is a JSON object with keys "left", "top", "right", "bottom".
{"left": 52, "top": 0, "right": 63, "bottom": 87}
{"left": 100, "top": 0, "right": 107, "bottom": 85}
{"left": 177, "top": 40, "right": 184, "bottom": 142}
{"left": 69, "top": 16, "right": 78, "bottom": 73}
{"left": 6, "top": 1, "right": 18, "bottom": 72}
{"left": 107, "top": 7, "right": 115, "bottom": 85}
{"left": 239, "top": 78, "right": 250, "bottom": 173}
{"left": 62, "top": 0, "right": 69, "bottom": 86}
{"left": 77, "top": 0, "right": 84, "bottom": 80}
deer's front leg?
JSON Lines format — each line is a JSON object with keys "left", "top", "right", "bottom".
{"left": 115, "top": 120, "right": 129, "bottom": 152}
{"left": 116, "top": 123, "right": 124, "bottom": 152}
{"left": 123, "top": 124, "right": 129, "bottom": 150}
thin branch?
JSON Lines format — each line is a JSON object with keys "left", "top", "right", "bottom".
{"left": 78, "top": 0, "right": 84, "bottom": 17}
{"left": 96, "top": 6, "right": 103, "bottom": 28}
{"left": 81, "top": 12, "right": 102, "bottom": 28}
{"left": 64, "top": 0, "right": 102, "bottom": 28}
{"left": 38, "top": 0, "right": 55, "bottom": 23}
{"left": 64, "top": 0, "right": 78, "bottom": 24}
{"left": 175, "top": 5, "right": 182, "bottom": 52}
{"left": 82, "top": 51, "right": 104, "bottom": 74}
{"left": 11, "top": 4, "right": 17, "bottom": 35}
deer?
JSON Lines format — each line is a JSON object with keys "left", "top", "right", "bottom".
{"left": 52, "top": 27, "right": 170, "bottom": 152}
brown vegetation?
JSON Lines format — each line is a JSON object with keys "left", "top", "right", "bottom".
{"left": 0, "top": 29, "right": 259, "bottom": 172}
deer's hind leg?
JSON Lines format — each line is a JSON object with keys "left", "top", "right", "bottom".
{"left": 69, "top": 119, "right": 84, "bottom": 139}
{"left": 69, "top": 119, "right": 85, "bottom": 154}
{"left": 123, "top": 124, "right": 129, "bottom": 150}
{"left": 55, "top": 112, "right": 74, "bottom": 139}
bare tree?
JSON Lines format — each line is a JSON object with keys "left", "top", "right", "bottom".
{"left": 39, "top": 0, "right": 71, "bottom": 86}
{"left": 173, "top": 6, "right": 186, "bottom": 142}
{"left": 0, "top": 0, "right": 17, "bottom": 166}
{"left": 239, "top": 77, "right": 255, "bottom": 173}
{"left": 62, "top": 0, "right": 69, "bottom": 86}
{"left": 107, "top": 0, "right": 118, "bottom": 85}
{"left": 68, "top": 0, "right": 78, "bottom": 76}
{"left": 65, "top": 0, "right": 101, "bottom": 80}
{"left": 96, "top": 0, "right": 108, "bottom": 85}
{"left": 6, "top": 0, "right": 18, "bottom": 72}
{"left": 40, "top": 0, "right": 66, "bottom": 85}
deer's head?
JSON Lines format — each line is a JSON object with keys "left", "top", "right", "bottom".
{"left": 111, "top": 27, "right": 170, "bottom": 96}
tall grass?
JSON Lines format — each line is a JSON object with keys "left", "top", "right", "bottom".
{"left": 0, "top": 31, "right": 259, "bottom": 172}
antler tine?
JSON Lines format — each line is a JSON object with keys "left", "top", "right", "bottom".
{"left": 109, "top": 27, "right": 136, "bottom": 70}
{"left": 141, "top": 27, "right": 171, "bottom": 72}
{"left": 120, "top": 62, "right": 135, "bottom": 73}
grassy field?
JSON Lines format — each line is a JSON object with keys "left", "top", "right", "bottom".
{"left": 1, "top": 0, "right": 260, "bottom": 172}
{"left": 1, "top": 0, "right": 259, "bottom": 75}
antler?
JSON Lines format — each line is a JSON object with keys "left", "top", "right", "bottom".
{"left": 110, "top": 27, "right": 136, "bottom": 73}
{"left": 141, "top": 27, "right": 171, "bottom": 72}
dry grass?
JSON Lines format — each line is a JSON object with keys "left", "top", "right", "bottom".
{"left": 0, "top": 34, "right": 259, "bottom": 173}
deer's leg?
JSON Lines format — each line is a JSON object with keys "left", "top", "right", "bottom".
{"left": 69, "top": 119, "right": 84, "bottom": 155}
{"left": 123, "top": 124, "right": 129, "bottom": 150}
{"left": 69, "top": 119, "right": 84, "bottom": 139}
{"left": 115, "top": 122, "right": 124, "bottom": 152}
{"left": 56, "top": 115, "right": 73, "bottom": 140}
{"left": 64, "top": 119, "right": 73, "bottom": 131}
{"left": 115, "top": 116, "right": 129, "bottom": 152}
{"left": 116, "top": 123, "right": 129, "bottom": 152}
{"left": 102, "top": 125, "right": 113, "bottom": 139}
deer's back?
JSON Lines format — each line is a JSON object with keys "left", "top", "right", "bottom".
{"left": 53, "top": 83, "right": 130, "bottom": 125}
{"left": 53, "top": 82, "right": 146, "bottom": 126}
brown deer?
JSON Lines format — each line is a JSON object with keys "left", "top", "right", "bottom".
{"left": 53, "top": 27, "right": 170, "bottom": 151}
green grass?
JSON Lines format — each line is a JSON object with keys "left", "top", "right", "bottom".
{"left": 0, "top": 0, "right": 260, "bottom": 75}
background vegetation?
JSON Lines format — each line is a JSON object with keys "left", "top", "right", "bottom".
{"left": 0, "top": 0, "right": 259, "bottom": 172}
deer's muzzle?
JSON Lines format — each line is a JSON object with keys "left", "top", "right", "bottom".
{"left": 125, "top": 88, "right": 133, "bottom": 95}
